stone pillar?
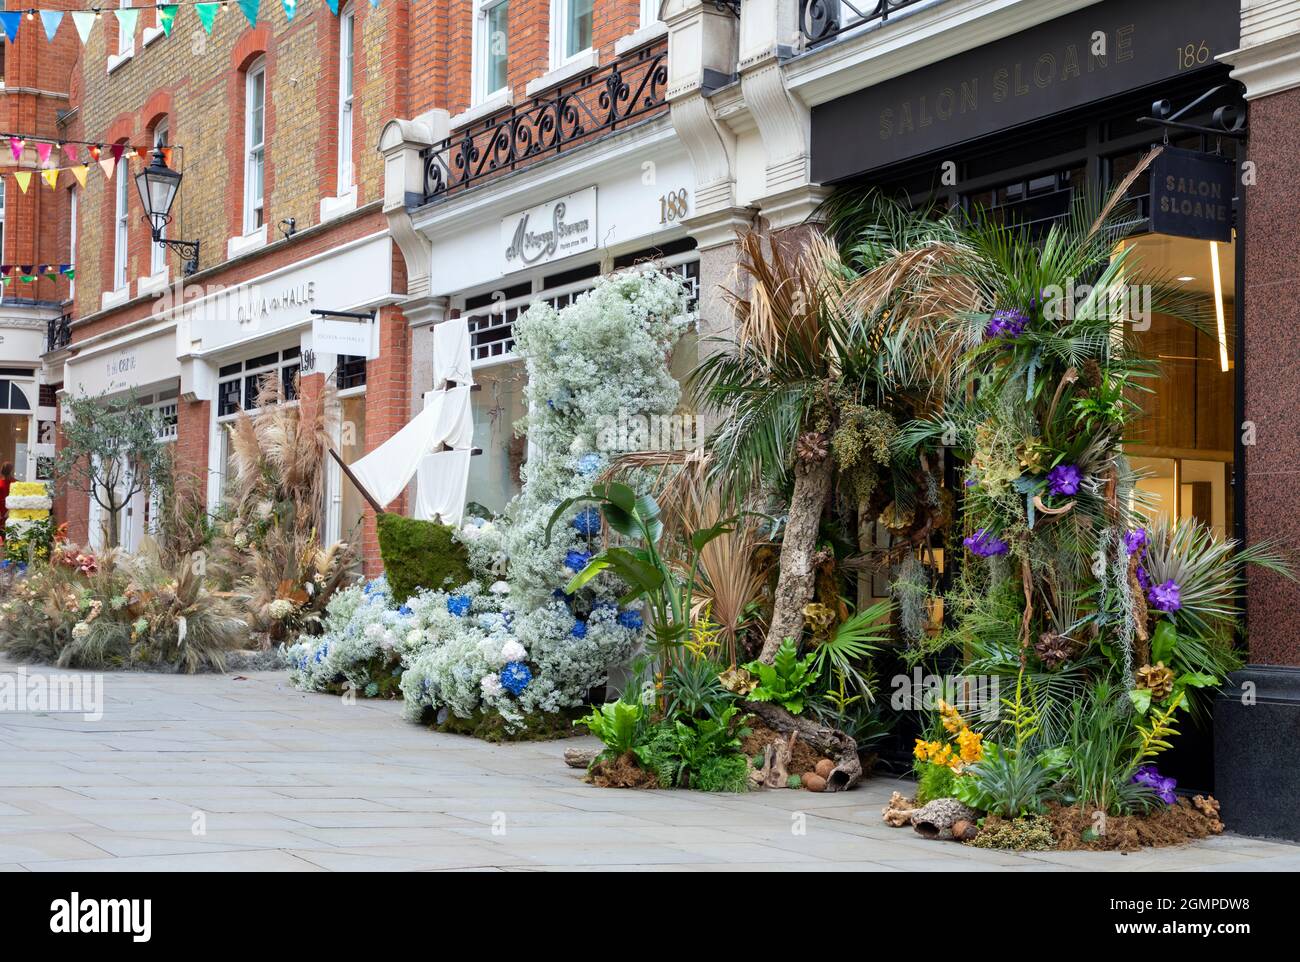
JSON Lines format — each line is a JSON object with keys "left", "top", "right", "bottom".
{"left": 1214, "top": 3, "right": 1300, "bottom": 841}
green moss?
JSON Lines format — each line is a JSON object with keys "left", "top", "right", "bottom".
{"left": 430, "top": 705, "right": 588, "bottom": 743}
{"left": 915, "top": 761, "right": 957, "bottom": 805}
{"left": 375, "top": 513, "right": 472, "bottom": 604}
{"left": 696, "top": 753, "right": 751, "bottom": 793}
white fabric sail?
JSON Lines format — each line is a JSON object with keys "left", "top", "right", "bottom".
{"left": 431, "top": 317, "right": 474, "bottom": 391}
{"left": 347, "top": 385, "right": 472, "bottom": 509}
{"left": 415, "top": 449, "right": 472, "bottom": 526}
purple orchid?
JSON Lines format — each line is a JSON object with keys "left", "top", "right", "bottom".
{"left": 1148, "top": 579, "right": 1182, "bottom": 613}
{"left": 1047, "top": 463, "right": 1082, "bottom": 497}
{"left": 985, "top": 308, "right": 1031, "bottom": 339}
{"left": 1132, "top": 764, "right": 1178, "bottom": 805}
{"left": 1124, "top": 528, "right": 1148, "bottom": 556}
{"left": 1136, "top": 564, "right": 1151, "bottom": 592}
{"left": 963, "top": 528, "right": 1010, "bottom": 557}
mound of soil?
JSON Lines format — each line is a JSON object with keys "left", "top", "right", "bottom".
{"left": 741, "top": 720, "right": 829, "bottom": 776}
{"left": 1043, "top": 798, "right": 1225, "bottom": 853}
{"left": 587, "top": 752, "right": 660, "bottom": 789}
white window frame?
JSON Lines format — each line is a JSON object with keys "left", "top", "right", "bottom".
{"left": 243, "top": 58, "right": 267, "bottom": 235}
{"left": 118, "top": 0, "right": 135, "bottom": 57}
{"left": 550, "top": 0, "right": 594, "bottom": 68}
{"left": 149, "top": 121, "right": 169, "bottom": 276}
{"left": 639, "top": 0, "right": 658, "bottom": 26}
{"left": 473, "top": 0, "right": 510, "bottom": 104}
{"left": 337, "top": 5, "right": 356, "bottom": 193}
{"left": 113, "top": 153, "right": 129, "bottom": 292}
{"left": 67, "top": 185, "right": 76, "bottom": 301}
{"left": 215, "top": 346, "right": 302, "bottom": 423}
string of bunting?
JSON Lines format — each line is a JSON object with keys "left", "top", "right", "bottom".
{"left": 0, "top": 135, "right": 177, "bottom": 193}
{"left": 0, "top": 0, "right": 378, "bottom": 46}
{"left": 0, "top": 264, "right": 76, "bottom": 286}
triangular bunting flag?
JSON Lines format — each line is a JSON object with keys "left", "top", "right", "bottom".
{"left": 326, "top": 0, "right": 339, "bottom": 12}
{"left": 159, "top": 5, "right": 178, "bottom": 36}
{"left": 370, "top": 0, "right": 379, "bottom": 8}
{"left": 195, "top": 3, "right": 218, "bottom": 34}
{"left": 40, "top": 10, "right": 63, "bottom": 42}
{"left": 115, "top": 8, "right": 140, "bottom": 40}
{"left": 63, "top": 268, "right": 76, "bottom": 280}
{"left": 0, "top": 267, "right": 10, "bottom": 277}
{"left": 98, "top": 156, "right": 116, "bottom": 180}
{"left": 12, "top": 172, "right": 31, "bottom": 193}
{"left": 41, "top": 170, "right": 59, "bottom": 190}
{"left": 70, "top": 165, "right": 89, "bottom": 188}
{"left": 1, "top": 278, "right": 9, "bottom": 288}
{"left": 237, "top": 0, "right": 260, "bottom": 28}
{"left": 63, "top": 143, "right": 80, "bottom": 164}
{"left": 161, "top": 146, "right": 174, "bottom": 168}
{"left": 282, "top": 0, "right": 297, "bottom": 21}
{"left": 0, "top": 11, "right": 21, "bottom": 43}
{"left": 110, "top": 143, "right": 126, "bottom": 163}
{"left": 71, "top": 10, "right": 96, "bottom": 45}
{"left": 8, "top": 138, "right": 23, "bottom": 163}
{"left": 36, "top": 142, "right": 53, "bottom": 167}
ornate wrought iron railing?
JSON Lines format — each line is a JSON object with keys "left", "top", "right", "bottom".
{"left": 799, "top": 0, "right": 932, "bottom": 47}
{"left": 45, "top": 312, "right": 72, "bottom": 353}
{"left": 419, "top": 41, "right": 668, "bottom": 205}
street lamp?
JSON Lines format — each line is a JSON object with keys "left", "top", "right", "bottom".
{"left": 134, "top": 148, "right": 200, "bottom": 275}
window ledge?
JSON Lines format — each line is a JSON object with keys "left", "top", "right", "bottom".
{"left": 614, "top": 21, "right": 667, "bottom": 57}
{"left": 450, "top": 90, "right": 514, "bottom": 130}
{"left": 107, "top": 49, "right": 135, "bottom": 75}
{"left": 526, "top": 50, "right": 600, "bottom": 98}
{"left": 143, "top": 26, "right": 165, "bottom": 48}
{"left": 226, "top": 224, "right": 268, "bottom": 259}
{"left": 320, "top": 187, "right": 358, "bottom": 223}
{"left": 101, "top": 286, "right": 131, "bottom": 310}
{"left": 137, "top": 267, "right": 171, "bottom": 297}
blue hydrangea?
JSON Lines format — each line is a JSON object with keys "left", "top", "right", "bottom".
{"left": 570, "top": 619, "right": 588, "bottom": 639}
{"left": 313, "top": 642, "right": 330, "bottom": 664}
{"left": 617, "top": 609, "right": 644, "bottom": 631}
{"left": 564, "top": 549, "right": 592, "bottom": 573}
{"left": 499, "top": 661, "right": 533, "bottom": 696}
{"left": 398, "top": 604, "right": 413, "bottom": 617}
{"left": 573, "top": 508, "right": 602, "bottom": 536}
{"left": 447, "top": 595, "right": 472, "bottom": 617}
{"left": 576, "top": 453, "right": 603, "bottom": 476}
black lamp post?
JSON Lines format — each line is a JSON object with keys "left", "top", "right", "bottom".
{"left": 135, "top": 148, "right": 200, "bottom": 275}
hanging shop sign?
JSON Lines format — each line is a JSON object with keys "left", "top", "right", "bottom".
{"left": 1149, "top": 147, "right": 1235, "bottom": 242}
{"left": 310, "top": 312, "right": 375, "bottom": 357}
{"left": 500, "top": 188, "right": 597, "bottom": 274}
{"left": 811, "top": 0, "right": 1241, "bottom": 182}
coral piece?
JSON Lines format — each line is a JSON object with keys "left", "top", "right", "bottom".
{"left": 911, "top": 798, "right": 980, "bottom": 840}
{"left": 882, "top": 791, "right": 916, "bottom": 828}
{"left": 758, "top": 732, "right": 794, "bottom": 789}
{"left": 951, "top": 818, "right": 979, "bottom": 841}
{"left": 1192, "top": 795, "right": 1225, "bottom": 834}
{"left": 742, "top": 700, "right": 862, "bottom": 791}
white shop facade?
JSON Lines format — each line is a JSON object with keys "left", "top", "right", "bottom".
{"left": 398, "top": 118, "right": 701, "bottom": 514}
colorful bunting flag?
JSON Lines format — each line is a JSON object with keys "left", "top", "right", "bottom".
{"left": 71, "top": 10, "right": 96, "bottom": 45}
{"left": 70, "top": 165, "right": 89, "bottom": 188}
{"left": 41, "top": 169, "right": 59, "bottom": 190}
{"left": 97, "top": 155, "right": 116, "bottom": 180}
{"left": 159, "top": 5, "right": 178, "bottom": 36}
{"left": 237, "top": 0, "right": 260, "bottom": 29}
{"left": 13, "top": 171, "right": 31, "bottom": 194}
{"left": 0, "top": 12, "right": 20, "bottom": 43}
{"left": 62, "top": 144, "right": 80, "bottom": 164}
{"left": 8, "top": 138, "right": 23, "bottom": 163}
{"left": 326, "top": 0, "right": 339, "bottom": 12}
{"left": 282, "top": 0, "right": 297, "bottom": 21}
{"left": 114, "top": 8, "right": 139, "bottom": 41}
{"left": 195, "top": 2, "right": 219, "bottom": 35}
{"left": 36, "top": 142, "right": 53, "bottom": 167}
{"left": 110, "top": 143, "right": 126, "bottom": 163}
{"left": 39, "top": 10, "right": 63, "bottom": 42}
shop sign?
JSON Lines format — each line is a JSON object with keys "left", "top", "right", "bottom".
{"left": 501, "top": 188, "right": 597, "bottom": 273}
{"left": 311, "top": 314, "right": 374, "bottom": 356}
{"left": 235, "top": 282, "right": 316, "bottom": 328}
{"left": 811, "top": 0, "right": 1241, "bottom": 182}
{"left": 1149, "top": 147, "right": 1234, "bottom": 242}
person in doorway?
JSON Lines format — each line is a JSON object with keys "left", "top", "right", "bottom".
{"left": 0, "top": 462, "right": 12, "bottom": 543}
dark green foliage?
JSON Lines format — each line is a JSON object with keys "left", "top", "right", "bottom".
{"left": 915, "top": 761, "right": 956, "bottom": 805}
{"left": 375, "top": 513, "right": 471, "bottom": 604}
{"left": 433, "top": 705, "right": 587, "bottom": 743}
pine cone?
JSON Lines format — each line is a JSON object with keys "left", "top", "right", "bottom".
{"left": 1136, "top": 661, "right": 1176, "bottom": 700}
{"left": 1034, "top": 631, "right": 1079, "bottom": 668}
{"left": 796, "top": 431, "right": 829, "bottom": 464}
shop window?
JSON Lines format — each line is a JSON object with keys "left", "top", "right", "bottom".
{"left": 216, "top": 347, "right": 301, "bottom": 418}
{"left": 0, "top": 379, "right": 31, "bottom": 411}
{"left": 335, "top": 354, "right": 367, "bottom": 390}
{"left": 337, "top": 393, "right": 367, "bottom": 543}
{"left": 244, "top": 58, "right": 267, "bottom": 233}
{"left": 961, "top": 166, "right": 1086, "bottom": 234}
{"left": 466, "top": 365, "right": 526, "bottom": 514}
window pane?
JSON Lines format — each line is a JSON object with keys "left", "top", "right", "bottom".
{"left": 566, "top": 0, "right": 592, "bottom": 57}
{"left": 486, "top": 1, "right": 509, "bottom": 93}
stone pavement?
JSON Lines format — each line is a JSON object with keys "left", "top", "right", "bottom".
{"left": 1, "top": 657, "right": 1298, "bottom": 872}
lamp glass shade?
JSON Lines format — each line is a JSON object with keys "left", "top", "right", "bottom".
{"left": 135, "top": 151, "right": 182, "bottom": 227}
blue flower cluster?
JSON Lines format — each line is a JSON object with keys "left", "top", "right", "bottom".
{"left": 572, "top": 508, "right": 602, "bottom": 536}
{"left": 446, "top": 595, "right": 472, "bottom": 617}
{"left": 617, "top": 609, "right": 644, "bottom": 631}
{"left": 563, "top": 549, "right": 592, "bottom": 573}
{"left": 570, "top": 619, "right": 587, "bottom": 639}
{"left": 499, "top": 661, "right": 533, "bottom": 696}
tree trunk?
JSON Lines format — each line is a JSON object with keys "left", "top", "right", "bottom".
{"left": 761, "top": 452, "right": 833, "bottom": 662}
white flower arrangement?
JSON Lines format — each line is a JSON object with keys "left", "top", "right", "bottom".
{"left": 5, "top": 495, "right": 52, "bottom": 511}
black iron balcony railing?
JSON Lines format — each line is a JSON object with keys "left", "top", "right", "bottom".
{"left": 419, "top": 41, "right": 668, "bottom": 205}
{"left": 800, "top": 0, "right": 931, "bottom": 46}
{"left": 45, "top": 312, "right": 72, "bottom": 353}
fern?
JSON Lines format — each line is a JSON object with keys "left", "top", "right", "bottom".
{"left": 744, "top": 638, "right": 821, "bottom": 713}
